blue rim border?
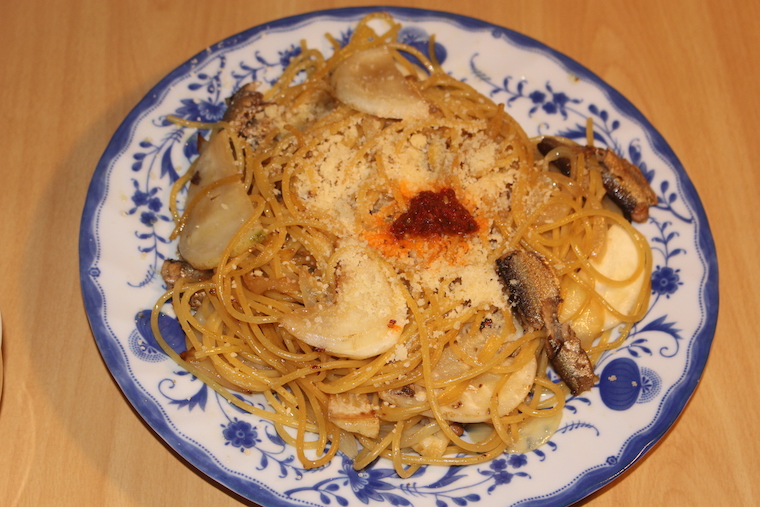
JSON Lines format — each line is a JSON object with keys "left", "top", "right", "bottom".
{"left": 79, "top": 6, "right": 719, "bottom": 506}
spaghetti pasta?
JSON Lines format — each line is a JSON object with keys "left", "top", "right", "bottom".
{"left": 152, "top": 12, "right": 653, "bottom": 475}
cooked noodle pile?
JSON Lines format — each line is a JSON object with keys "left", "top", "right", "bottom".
{"left": 152, "top": 13, "right": 652, "bottom": 476}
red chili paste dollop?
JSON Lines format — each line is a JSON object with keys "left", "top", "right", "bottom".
{"left": 391, "top": 188, "right": 478, "bottom": 239}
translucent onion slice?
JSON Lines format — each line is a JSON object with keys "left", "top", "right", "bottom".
{"left": 178, "top": 129, "right": 257, "bottom": 270}
{"left": 331, "top": 46, "right": 429, "bottom": 120}
{"left": 279, "top": 243, "right": 409, "bottom": 359}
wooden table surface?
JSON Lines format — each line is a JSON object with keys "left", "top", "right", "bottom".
{"left": 0, "top": 1, "right": 757, "bottom": 505}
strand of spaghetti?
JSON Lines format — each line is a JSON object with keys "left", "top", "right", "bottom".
{"left": 277, "top": 229, "right": 333, "bottom": 275}
{"left": 517, "top": 379, "right": 565, "bottom": 417}
{"left": 225, "top": 124, "right": 249, "bottom": 174}
{"left": 173, "top": 281, "right": 219, "bottom": 351}
{"left": 375, "top": 154, "right": 407, "bottom": 207}
{"left": 396, "top": 418, "right": 434, "bottom": 446}
{"left": 535, "top": 207, "right": 627, "bottom": 236}
{"left": 446, "top": 324, "right": 534, "bottom": 373}
{"left": 269, "top": 358, "right": 369, "bottom": 390}
{"left": 370, "top": 439, "right": 510, "bottom": 467}
{"left": 279, "top": 157, "right": 307, "bottom": 218}
{"left": 250, "top": 151, "right": 289, "bottom": 216}
{"left": 570, "top": 236, "right": 645, "bottom": 289}
{"left": 190, "top": 345, "right": 241, "bottom": 357}
{"left": 355, "top": 179, "right": 385, "bottom": 228}
{"left": 216, "top": 279, "right": 284, "bottom": 325}
{"left": 238, "top": 289, "right": 294, "bottom": 315}
{"left": 358, "top": 358, "right": 425, "bottom": 392}
{"left": 316, "top": 346, "right": 401, "bottom": 394}
{"left": 168, "top": 165, "right": 195, "bottom": 223}
{"left": 166, "top": 115, "right": 218, "bottom": 130}
{"left": 562, "top": 245, "right": 651, "bottom": 322}
{"left": 272, "top": 419, "right": 321, "bottom": 450}
{"left": 387, "top": 42, "right": 435, "bottom": 74}
{"left": 151, "top": 289, "right": 305, "bottom": 424}
{"left": 353, "top": 428, "right": 396, "bottom": 470}
{"left": 206, "top": 353, "right": 272, "bottom": 392}
{"left": 542, "top": 170, "right": 586, "bottom": 199}
{"left": 501, "top": 190, "right": 562, "bottom": 252}
{"left": 392, "top": 420, "right": 422, "bottom": 478}
{"left": 291, "top": 380, "right": 319, "bottom": 468}
{"left": 446, "top": 316, "right": 493, "bottom": 369}
{"left": 489, "top": 335, "right": 542, "bottom": 376}
{"left": 242, "top": 318, "right": 320, "bottom": 365}
{"left": 194, "top": 302, "right": 282, "bottom": 391}
{"left": 498, "top": 410, "right": 533, "bottom": 425}
{"left": 263, "top": 48, "right": 325, "bottom": 100}
{"left": 262, "top": 387, "right": 299, "bottom": 415}
{"left": 260, "top": 217, "right": 337, "bottom": 231}
{"left": 430, "top": 333, "right": 537, "bottom": 389}
{"left": 489, "top": 373, "right": 519, "bottom": 445}
{"left": 574, "top": 222, "right": 651, "bottom": 287}
{"left": 216, "top": 226, "right": 288, "bottom": 301}
{"left": 299, "top": 382, "right": 340, "bottom": 467}
{"left": 288, "top": 80, "right": 334, "bottom": 113}
{"left": 427, "top": 34, "right": 442, "bottom": 70}
{"left": 416, "top": 295, "right": 497, "bottom": 454}
{"left": 290, "top": 382, "right": 341, "bottom": 467}
{"left": 588, "top": 322, "right": 635, "bottom": 357}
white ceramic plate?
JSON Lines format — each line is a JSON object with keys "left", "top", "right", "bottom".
{"left": 80, "top": 7, "right": 718, "bottom": 506}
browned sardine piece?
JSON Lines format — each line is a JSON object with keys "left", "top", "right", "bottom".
{"left": 541, "top": 301, "right": 597, "bottom": 395}
{"left": 161, "top": 259, "right": 212, "bottom": 309}
{"left": 537, "top": 136, "right": 657, "bottom": 223}
{"left": 496, "top": 250, "right": 597, "bottom": 395}
{"left": 222, "top": 82, "right": 271, "bottom": 149}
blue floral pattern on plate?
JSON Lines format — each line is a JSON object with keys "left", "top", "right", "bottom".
{"left": 79, "top": 7, "right": 718, "bottom": 507}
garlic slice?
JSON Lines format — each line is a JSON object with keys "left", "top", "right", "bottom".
{"left": 178, "top": 129, "right": 257, "bottom": 270}
{"left": 327, "top": 393, "right": 380, "bottom": 438}
{"left": 560, "top": 223, "right": 647, "bottom": 344}
{"left": 279, "top": 243, "right": 409, "bottom": 359}
{"left": 591, "top": 223, "right": 647, "bottom": 330}
{"left": 331, "top": 46, "right": 429, "bottom": 120}
{"left": 377, "top": 322, "right": 538, "bottom": 424}
{"left": 435, "top": 356, "right": 537, "bottom": 424}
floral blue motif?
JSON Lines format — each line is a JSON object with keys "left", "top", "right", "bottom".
{"left": 283, "top": 452, "right": 544, "bottom": 506}
{"left": 654, "top": 180, "right": 694, "bottom": 224}
{"left": 223, "top": 419, "right": 258, "bottom": 451}
{"left": 342, "top": 463, "right": 411, "bottom": 505}
{"left": 125, "top": 178, "right": 173, "bottom": 287}
{"left": 161, "top": 372, "right": 209, "bottom": 411}
{"left": 173, "top": 98, "right": 226, "bottom": 123}
{"left": 470, "top": 53, "right": 635, "bottom": 154}
{"left": 479, "top": 457, "right": 530, "bottom": 492}
{"left": 651, "top": 265, "right": 681, "bottom": 297}
{"left": 397, "top": 26, "right": 447, "bottom": 68}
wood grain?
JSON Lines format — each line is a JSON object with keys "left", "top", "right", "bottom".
{"left": 0, "top": 1, "right": 756, "bottom": 505}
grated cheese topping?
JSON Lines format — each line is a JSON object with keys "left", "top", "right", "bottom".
{"left": 288, "top": 116, "right": 523, "bottom": 313}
